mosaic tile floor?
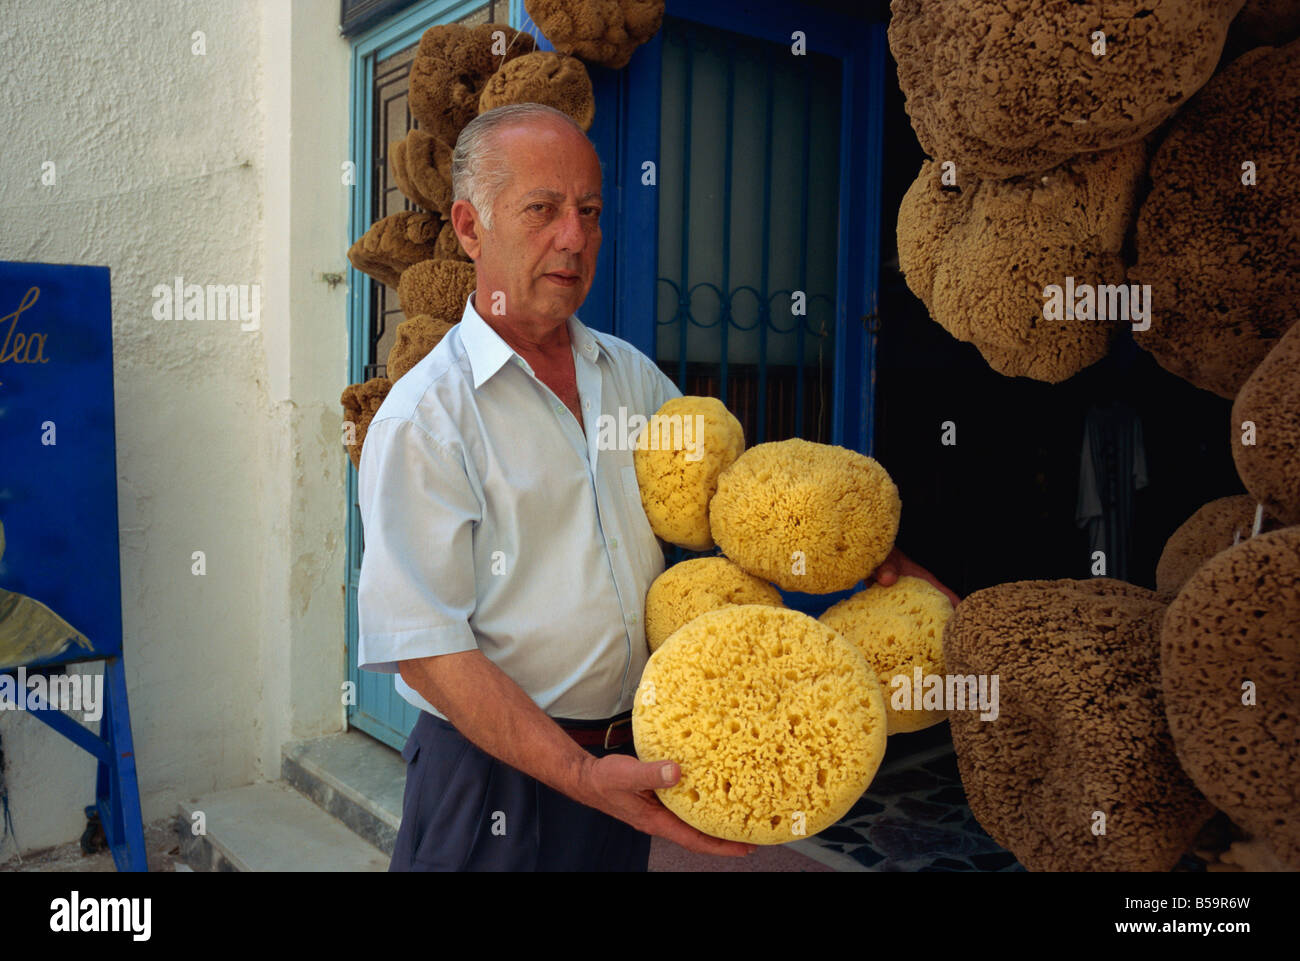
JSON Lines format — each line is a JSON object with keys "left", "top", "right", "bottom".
{"left": 803, "top": 734, "right": 1210, "bottom": 872}
{"left": 804, "top": 741, "right": 1027, "bottom": 872}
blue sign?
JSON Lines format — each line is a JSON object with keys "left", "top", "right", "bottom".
{"left": 0, "top": 261, "right": 122, "bottom": 669}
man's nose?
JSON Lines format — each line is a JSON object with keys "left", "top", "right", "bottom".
{"left": 554, "top": 207, "right": 588, "bottom": 253}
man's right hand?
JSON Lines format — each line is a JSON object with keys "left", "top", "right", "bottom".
{"left": 575, "top": 753, "right": 758, "bottom": 858}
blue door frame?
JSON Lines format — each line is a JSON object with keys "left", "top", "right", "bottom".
{"left": 344, "top": 0, "right": 885, "bottom": 748}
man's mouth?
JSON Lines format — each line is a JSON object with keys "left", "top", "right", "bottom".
{"left": 543, "top": 271, "right": 580, "bottom": 287}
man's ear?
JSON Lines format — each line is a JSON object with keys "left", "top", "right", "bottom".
{"left": 450, "top": 199, "right": 482, "bottom": 261}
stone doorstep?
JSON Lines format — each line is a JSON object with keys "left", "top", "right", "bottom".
{"left": 175, "top": 781, "right": 389, "bottom": 873}
{"left": 280, "top": 731, "right": 406, "bottom": 856}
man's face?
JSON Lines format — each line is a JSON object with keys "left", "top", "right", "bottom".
{"left": 457, "top": 119, "right": 603, "bottom": 331}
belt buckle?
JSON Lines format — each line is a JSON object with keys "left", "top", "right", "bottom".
{"left": 603, "top": 716, "right": 631, "bottom": 750}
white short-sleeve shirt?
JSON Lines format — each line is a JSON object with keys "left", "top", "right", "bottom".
{"left": 356, "top": 294, "right": 682, "bottom": 721}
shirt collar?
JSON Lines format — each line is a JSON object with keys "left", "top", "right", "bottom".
{"left": 458, "top": 292, "right": 604, "bottom": 389}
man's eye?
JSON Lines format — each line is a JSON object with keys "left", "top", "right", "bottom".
{"left": 582, "top": 207, "right": 601, "bottom": 217}
{"left": 528, "top": 203, "right": 549, "bottom": 213}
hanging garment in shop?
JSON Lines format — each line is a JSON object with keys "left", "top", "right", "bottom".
{"left": 1076, "top": 401, "right": 1149, "bottom": 582}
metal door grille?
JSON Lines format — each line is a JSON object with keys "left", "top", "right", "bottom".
{"left": 656, "top": 17, "right": 842, "bottom": 445}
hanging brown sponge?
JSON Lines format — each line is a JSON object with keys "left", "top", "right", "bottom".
{"left": 644, "top": 557, "right": 784, "bottom": 653}
{"left": 346, "top": 211, "right": 442, "bottom": 290}
{"left": 1156, "top": 495, "right": 1262, "bottom": 596}
{"left": 341, "top": 377, "right": 393, "bottom": 471}
{"left": 1130, "top": 38, "right": 1300, "bottom": 399}
{"left": 888, "top": 0, "right": 1243, "bottom": 178}
{"left": 389, "top": 128, "right": 455, "bottom": 218}
{"left": 526, "top": 0, "right": 664, "bottom": 70}
{"left": 478, "top": 52, "right": 596, "bottom": 131}
{"left": 397, "top": 259, "right": 478, "bottom": 321}
{"left": 434, "top": 221, "right": 469, "bottom": 262}
{"left": 1232, "top": 323, "right": 1300, "bottom": 525}
{"left": 1162, "top": 526, "right": 1300, "bottom": 869}
{"left": 944, "top": 579, "right": 1214, "bottom": 871}
{"left": 386, "top": 315, "right": 458, "bottom": 383}
{"left": 897, "top": 141, "right": 1149, "bottom": 383}
{"left": 409, "top": 23, "right": 536, "bottom": 145}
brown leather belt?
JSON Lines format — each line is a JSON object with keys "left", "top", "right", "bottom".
{"left": 553, "top": 710, "right": 634, "bottom": 750}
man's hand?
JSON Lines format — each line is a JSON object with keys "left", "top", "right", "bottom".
{"left": 870, "top": 546, "right": 961, "bottom": 607}
{"left": 574, "top": 753, "right": 758, "bottom": 858}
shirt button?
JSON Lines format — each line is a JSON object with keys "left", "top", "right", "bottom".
{"left": 584, "top": 400, "right": 590, "bottom": 409}
{"left": 555, "top": 403, "right": 564, "bottom": 414}
{"left": 629, "top": 612, "right": 638, "bottom": 624}
{"left": 610, "top": 538, "right": 619, "bottom": 549}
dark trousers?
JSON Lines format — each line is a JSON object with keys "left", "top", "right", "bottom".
{"left": 389, "top": 709, "right": 652, "bottom": 871}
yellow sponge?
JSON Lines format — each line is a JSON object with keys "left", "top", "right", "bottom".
{"left": 709, "top": 438, "right": 901, "bottom": 593}
{"left": 634, "top": 396, "right": 745, "bottom": 550}
{"left": 633, "top": 605, "right": 888, "bottom": 845}
{"left": 819, "top": 576, "right": 954, "bottom": 735}
{"left": 645, "top": 557, "right": 784, "bottom": 652}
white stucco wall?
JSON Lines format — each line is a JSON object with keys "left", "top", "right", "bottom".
{"left": 0, "top": 0, "right": 352, "bottom": 856}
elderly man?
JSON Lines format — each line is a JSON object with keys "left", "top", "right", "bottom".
{"left": 357, "top": 103, "right": 756, "bottom": 871}
{"left": 358, "top": 103, "right": 957, "bottom": 872}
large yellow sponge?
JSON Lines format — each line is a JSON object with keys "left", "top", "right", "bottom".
{"left": 633, "top": 605, "right": 888, "bottom": 845}
{"left": 633, "top": 396, "right": 744, "bottom": 550}
{"left": 819, "top": 576, "right": 954, "bottom": 735}
{"left": 709, "top": 438, "right": 901, "bottom": 593}
{"left": 644, "top": 558, "right": 784, "bottom": 653}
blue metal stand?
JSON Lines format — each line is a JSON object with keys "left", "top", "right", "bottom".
{"left": 19, "top": 656, "right": 147, "bottom": 871}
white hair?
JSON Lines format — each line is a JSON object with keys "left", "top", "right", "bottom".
{"left": 451, "top": 103, "right": 593, "bottom": 231}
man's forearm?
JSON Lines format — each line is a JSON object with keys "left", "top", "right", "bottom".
{"left": 398, "top": 650, "right": 600, "bottom": 808}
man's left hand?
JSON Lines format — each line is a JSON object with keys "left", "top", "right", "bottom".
{"left": 869, "top": 546, "right": 961, "bottom": 607}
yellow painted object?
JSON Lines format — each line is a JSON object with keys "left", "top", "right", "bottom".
{"left": 0, "top": 520, "right": 92, "bottom": 670}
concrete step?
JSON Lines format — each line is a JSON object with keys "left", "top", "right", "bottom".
{"left": 280, "top": 731, "right": 406, "bottom": 856}
{"left": 176, "top": 781, "right": 389, "bottom": 872}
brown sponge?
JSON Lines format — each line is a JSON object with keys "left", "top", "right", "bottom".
{"left": 525, "top": 0, "right": 664, "bottom": 70}
{"left": 633, "top": 605, "right": 888, "bottom": 845}
{"left": 386, "top": 315, "right": 458, "bottom": 383}
{"left": 409, "top": 23, "right": 536, "bottom": 145}
{"left": 341, "top": 377, "right": 393, "bottom": 471}
{"left": 346, "top": 211, "right": 442, "bottom": 290}
{"left": 944, "top": 579, "right": 1214, "bottom": 871}
{"left": 897, "top": 141, "right": 1149, "bottom": 383}
{"left": 709, "top": 439, "right": 901, "bottom": 594}
{"left": 478, "top": 52, "right": 596, "bottom": 131}
{"left": 1130, "top": 38, "right": 1300, "bottom": 399}
{"left": 389, "top": 128, "right": 454, "bottom": 218}
{"left": 1162, "top": 526, "right": 1300, "bottom": 868}
{"left": 644, "top": 557, "right": 784, "bottom": 653}
{"left": 1232, "top": 323, "right": 1300, "bottom": 524}
{"left": 888, "top": 0, "right": 1243, "bottom": 178}
{"left": 434, "top": 221, "right": 469, "bottom": 262}
{"left": 397, "top": 259, "right": 477, "bottom": 321}
{"left": 1156, "top": 495, "right": 1262, "bottom": 596}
